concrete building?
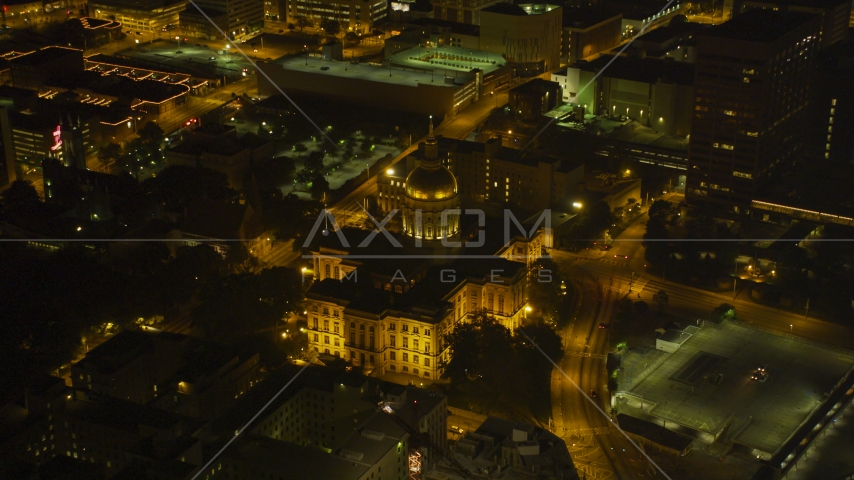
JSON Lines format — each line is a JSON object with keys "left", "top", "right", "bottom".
{"left": 627, "top": 21, "right": 711, "bottom": 63}
{"left": 199, "top": 366, "right": 448, "bottom": 479}
{"left": 257, "top": 54, "right": 481, "bottom": 117}
{"left": 430, "top": 0, "right": 508, "bottom": 25}
{"left": 9, "top": 46, "right": 83, "bottom": 90}
{"left": 179, "top": 6, "right": 229, "bottom": 39}
{"left": 508, "top": 78, "right": 561, "bottom": 120}
{"left": 686, "top": 9, "right": 822, "bottom": 210}
{"left": 164, "top": 123, "right": 271, "bottom": 190}
{"left": 0, "top": 106, "right": 16, "bottom": 188}
{"left": 193, "top": 0, "right": 265, "bottom": 38}
{"left": 285, "top": 0, "right": 388, "bottom": 34}
{"left": 804, "top": 39, "right": 854, "bottom": 164}
{"left": 480, "top": 3, "right": 562, "bottom": 76}
{"left": 562, "top": 8, "right": 622, "bottom": 65}
{"left": 387, "top": 45, "right": 513, "bottom": 97}
{"left": 425, "top": 416, "right": 579, "bottom": 479}
{"left": 90, "top": 0, "right": 188, "bottom": 33}
{"left": 389, "top": 17, "right": 482, "bottom": 53}
{"left": 380, "top": 134, "right": 584, "bottom": 214}
{"left": 552, "top": 55, "right": 695, "bottom": 136}
{"left": 733, "top": 0, "right": 850, "bottom": 49}
{"left": 70, "top": 330, "right": 187, "bottom": 405}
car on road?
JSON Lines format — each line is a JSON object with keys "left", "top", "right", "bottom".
{"left": 589, "top": 390, "right": 598, "bottom": 398}
{"left": 751, "top": 372, "right": 768, "bottom": 382}
{"left": 320, "top": 66, "right": 329, "bottom": 70}
{"left": 614, "top": 254, "right": 629, "bottom": 259}
{"left": 598, "top": 323, "right": 608, "bottom": 329}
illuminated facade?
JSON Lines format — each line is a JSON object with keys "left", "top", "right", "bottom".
{"left": 193, "top": 0, "right": 264, "bottom": 38}
{"left": 686, "top": 9, "right": 821, "bottom": 210}
{"left": 90, "top": 0, "right": 187, "bottom": 33}
{"left": 401, "top": 118, "right": 460, "bottom": 241}
{"left": 286, "top": 0, "right": 388, "bottom": 33}
{"left": 430, "top": 0, "right": 508, "bottom": 25}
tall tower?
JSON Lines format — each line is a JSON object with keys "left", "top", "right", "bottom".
{"left": 401, "top": 117, "right": 460, "bottom": 241}
{"left": 685, "top": 9, "right": 821, "bottom": 212}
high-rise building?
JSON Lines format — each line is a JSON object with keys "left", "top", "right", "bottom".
{"left": 192, "top": 0, "right": 264, "bottom": 38}
{"left": 733, "top": 0, "right": 850, "bottom": 49}
{"left": 685, "top": 9, "right": 822, "bottom": 211}
{"left": 0, "top": 106, "right": 16, "bottom": 189}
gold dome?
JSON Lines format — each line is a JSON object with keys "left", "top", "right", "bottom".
{"left": 405, "top": 165, "right": 457, "bottom": 200}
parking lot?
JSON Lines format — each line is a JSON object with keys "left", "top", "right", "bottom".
{"left": 618, "top": 322, "right": 854, "bottom": 457}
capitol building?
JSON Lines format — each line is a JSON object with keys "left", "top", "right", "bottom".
{"left": 304, "top": 119, "right": 548, "bottom": 381}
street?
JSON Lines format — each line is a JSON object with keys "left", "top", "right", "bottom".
{"left": 545, "top": 197, "right": 854, "bottom": 479}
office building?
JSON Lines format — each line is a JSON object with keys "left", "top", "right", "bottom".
{"left": 562, "top": 8, "right": 622, "bottom": 65}
{"left": 613, "top": 1, "right": 683, "bottom": 40}
{"left": 733, "top": 0, "right": 851, "bottom": 49}
{"left": 804, "top": 39, "right": 854, "bottom": 163}
{"left": 9, "top": 46, "right": 83, "bottom": 90}
{"left": 627, "top": 21, "right": 711, "bottom": 63}
{"left": 480, "top": 3, "right": 562, "bottom": 76}
{"left": 285, "top": 0, "right": 388, "bottom": 33}
{"left": 508, "top": 78, "right": 561, "bottom": 120}
{"left": 89, "top": 0, "right": 188, "bottom": 33}
{"left": 686, "top": 9, "right": 822, "bottom": 210}
{"left": 0, "top": 106, "right": 17, "bottom": 188}
{"left": 179, "top": 6, "right": 229, "bottom": 39}
{"left": 430, "top": 0, "right": 508, "bottom": 24}
{"left": 552, "top": 55, "right": 695, "bottom": 136}
{"left": 193, "top": 0, "right": 265, "bottom": 38}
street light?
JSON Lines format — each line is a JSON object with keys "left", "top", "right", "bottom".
{"left": 386, "top": 169, "right": 394, "bottom": 175}
{"left": 573, "top": 202, "right": 582, "bottom": 209}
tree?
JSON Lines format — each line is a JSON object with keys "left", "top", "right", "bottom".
{"left": 192, "top": 267, "right": 304, "bottom": 341}
{"left": 137, "top": 121, "right": 165, "bottom": 145}
{"left": 309, "top": 173, "right": 330, "bottom": 201}
{"left": 527, "top": 258, "right": 563, "bottom": 323}
{"left": 1, "top": 180, "right": 40, "bottom": 217}
{"left": 304, "top": 150, "right": 325, "bottom": 174}
{"left": 360, "top": 139, "right": 373, "bottom": 156}
{"left": 287, "top": 23, "right": 296, "bottom": 31}
{"left": 653, "top": 290, "right": 669, "bottom": 314}
{"left": 295, "top": 15, "right": 311, "bottom": 32}
{"left": 711, "top": 303, "right": 736, "bottom": 323}
{"left": 293, "top": 143, "right": 308, "bottom": 156}
{"left": 142, "top": 165, "right": 235, "bottom": 212}
{"left": 320, "top": 19, "right": 341, "bottom": 36}
{"left": 97, "top": 142, "right": 122, "bottom": 171}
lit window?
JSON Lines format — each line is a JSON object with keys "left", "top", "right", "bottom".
{"left": 733, "top": 171, "right": 752, "bottom": 179}
{"left": 723, "top": 110, "right": 736, "bottom": 116}
{"left": 743, "top": 78, "right": 750, "bottom": 83}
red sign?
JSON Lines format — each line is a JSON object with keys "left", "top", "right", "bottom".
{"left": 50, "top": 125, "right": 62, "bottom": 151}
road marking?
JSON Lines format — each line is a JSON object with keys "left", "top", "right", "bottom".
{"left": 564, "top": 427, "right": 613, "bottom": 437}
{"left": 576, "top": 463, "right": 614, "bottom": 479}
{"left": 565, "top": 352, "right": 606, "bottom": 359}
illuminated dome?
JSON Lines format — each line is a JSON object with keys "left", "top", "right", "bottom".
{"left": 405, "top": 165, "right": 457, "bottom": 200}
{"left": 401, "top": 116, "right": 460, "bottom": 241}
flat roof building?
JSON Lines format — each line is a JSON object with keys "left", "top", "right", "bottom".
{"left": 284, "top": 0, "right": 388, "bottom": 34}
{"left": 562, "top": 8, "right": 623, "bottom": 65}
{"left": 257, "top": 54, "right": 481, "bottom": 117}
{"left": 733, "top": 0, "right": 850, "bottom": 49}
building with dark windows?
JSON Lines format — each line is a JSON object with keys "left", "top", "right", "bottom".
{"left": 430, "top": 0, "right": 508, "bottom": 24}
{"left": 732, "top": 0, "right": 851, "bottom": 49}
{"left": 193, "top": 0, "right": 264, "bottom": 38}
{"left": 685, "top": 9, "right": 822, "bottom": 211}
{"left": 562, "top": 8, "right": 622, "bottom": 65}
{"left": 9, "top": 46, "right": 84, "bottom": 90}
{"left": 179, "top": 5, "right": 228, "bottom": 39}
{"left": 508, "top": 78, "right": 561, "bottom": 120}
{"left": 804, "top": 36, "right": 854, "bottom": 164}
{"left": 0, "top": 106, "right": 17, "bottom": 188}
